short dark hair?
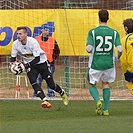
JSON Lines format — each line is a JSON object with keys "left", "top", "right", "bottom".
{"left": 98, "top": 9, "right": 109, "bottom": 22}
{"left": 17, "top": 26, "right": 28, "bottom": 33}
{"left": 123, "top": 18, "right": 133, "bottom": 33}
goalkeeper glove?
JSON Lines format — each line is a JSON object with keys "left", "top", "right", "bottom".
{"left": 25, "top": 63, "right": 31, "bottom": 69}
{"left": 25, "top": 63, "right": 31, "bottom": 73}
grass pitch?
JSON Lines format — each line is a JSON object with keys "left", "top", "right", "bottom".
{"left": 0, "top": 100, "right": 133, "bottom": 133}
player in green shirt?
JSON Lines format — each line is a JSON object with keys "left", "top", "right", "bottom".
{"left": 86, "top": 9, "right": 122, "bottom": 116}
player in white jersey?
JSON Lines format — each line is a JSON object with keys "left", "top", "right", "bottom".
{"left": 86, "top": 9, "right": 122, "bottom": 115}
{"left": 10, "top": 26, "right": 68, "bottom": 108}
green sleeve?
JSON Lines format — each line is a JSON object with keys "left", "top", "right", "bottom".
{"left": 86, "top": 29, "right": 94, "bottom": 46}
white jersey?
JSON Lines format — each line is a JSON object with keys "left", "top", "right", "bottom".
{"left": 11, "top": 36, "right": 47, "bottom": 64}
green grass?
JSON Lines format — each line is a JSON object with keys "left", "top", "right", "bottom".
{"left": 0, "top": 100, "right": 133, "bottom": 133}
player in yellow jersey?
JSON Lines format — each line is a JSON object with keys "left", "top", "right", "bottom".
{"left": 120, "top": 18, "right": 133, "bottom": 96}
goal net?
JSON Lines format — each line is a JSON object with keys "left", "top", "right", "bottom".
{"left": 0, "top": 0, "right": 133, "bottom": 100}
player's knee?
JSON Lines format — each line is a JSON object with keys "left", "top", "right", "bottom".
{"left": 102, "top": 82, "right": 109, "bottom": 88}
{"left": 48, "top": 85, "right": 55, "bottom": 90}
{"left": 31, "top": 82, "right": 38, "bottom": 86}
{"left": 46, "top": 76, "right": 56, "bottom": 90}
{"left": 29, "top": 79, "right": 36, "bottom": 85}
{"left": 28, "top": 76, "right": 37, "bottom": 85}
{"left": 47, "top": 83, "right": 55, "bottom": 90}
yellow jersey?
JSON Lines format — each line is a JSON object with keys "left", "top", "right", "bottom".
{"left": 120, "top": 33, "right": 133, "bottom": 74}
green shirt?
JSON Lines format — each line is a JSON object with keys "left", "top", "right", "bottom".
{"left": 86, "top": 25, "right": 121, "bottom": 70}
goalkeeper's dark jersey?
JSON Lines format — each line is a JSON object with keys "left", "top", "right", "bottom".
{"left": 86, "top": 25, "right": 121, "bottom": 70}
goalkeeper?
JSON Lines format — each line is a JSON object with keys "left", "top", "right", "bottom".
{"left": 86, "top": 9, "right": 122, "bottom": 116}
{"left": 120, "top": 18, "right": 133, "bottom": 96}
{"left": 10, "top": 26, "right": 68, "bottom": 108}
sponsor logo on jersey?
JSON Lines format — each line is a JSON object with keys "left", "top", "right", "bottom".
{"left": 23, "top": 54, "right": 33, "bottom": 58}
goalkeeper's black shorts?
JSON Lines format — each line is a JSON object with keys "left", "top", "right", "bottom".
{"left": 26, "top": 61, "right": 55, "bottom": 89}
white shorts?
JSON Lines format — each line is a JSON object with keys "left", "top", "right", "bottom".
{"left": 88, "top": 67, "right": 116, "bottom": 84}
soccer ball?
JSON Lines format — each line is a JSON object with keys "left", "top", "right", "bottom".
{"left": 9, "top": 61, "right": 25, "bottom": 75}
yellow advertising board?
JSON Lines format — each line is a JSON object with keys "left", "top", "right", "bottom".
{"left": 0, "top": 9, "right": 132, "bottom": 55}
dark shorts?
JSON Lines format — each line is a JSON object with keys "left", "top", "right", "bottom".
{"left": 26, "top": 61, "right": 55, "bottom": 88}
{"left": 124, "top": 71, "right": 133, "bottom": 83}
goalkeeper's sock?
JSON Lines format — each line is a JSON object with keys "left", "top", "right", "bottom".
{"left": 126, "top": 83, "right": 133, "bottom": 95}
{"left": 89, "top": 86, "right": 100, "bottom": 103}
{"left": 103, "top": 88, "right": 110, "bottom": 111}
